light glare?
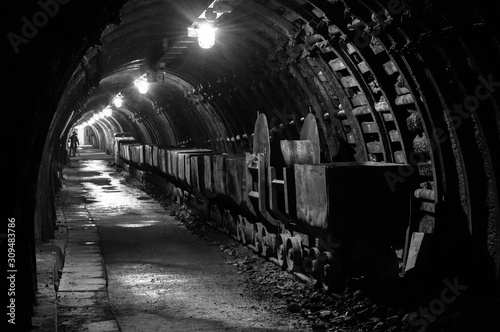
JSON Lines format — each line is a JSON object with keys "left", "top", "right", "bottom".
{"left": 113, "top": 94, "right": 123, "bottom": 108}
{"left": 103, "top": 106, "right": 112, "bottom": 117}
{"left": 134, "top": 77, "right": 149, "bottom": 94}
{"left": 198, "top": 23, "right": 216, "bottom": 49}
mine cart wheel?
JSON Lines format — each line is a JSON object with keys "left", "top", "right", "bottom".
{"left": 260, "top": 226, "right": 270, "bottom": 257}
{"left": 211, "top": 204, "right": 222, "bottom": 229}
{"left": 319, "top": 251, "right": 343, "bottom": 293}
{"left": 286, "top": 236, "right": 303, "bottom": 273}
{"left": 265, "top": 233, "right": 277, "bottom": 258}
{"left": 277, "top": 234, "right": 289, "bottom": 269}
{"left": 222, "top": 210, "right": 231, "bottom": 235}
{"left": 208, "top": 204, "right": 217, "bottom": 228}
{"left": 253, "top": 223, "right": 263, "bottom": 253}
{"left": 226, "top": 211, "right": 236, "bottom": 236}
{"left": 306, "top": 247, "right": 321, "bottom": 283}
{"left": 236, "top": 216, "right": 246, "bottom": 244}
{"left": 221, "top": 210, "right": 228, "bottom": 233}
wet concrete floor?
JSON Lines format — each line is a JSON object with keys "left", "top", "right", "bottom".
{"left": 63, "top": 148, "right": 305, "bottom": 331}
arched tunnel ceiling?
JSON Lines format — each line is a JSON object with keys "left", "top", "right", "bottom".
{"left": 61, "top": 0, "right": 500, "bottom": 190}
{"left": 71, "top": 0, "right": 214, "bottom": 146}
{"left": 71, "top": 0, "right": 288, "bottom": 151}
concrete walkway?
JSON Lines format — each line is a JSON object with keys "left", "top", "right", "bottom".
{"left": 56, "top": 148, "right": 119, "bottom": 332}
{"left": 60, "top": 146, "right": 306, "bottom": 332}
{"left": 31, "top": 146, "right": 309, "bottom": 331}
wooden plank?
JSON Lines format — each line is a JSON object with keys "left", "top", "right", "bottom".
{"left": 341, "top": 76, "right": 358, "bottom": 88}
{"left": 395, "top": 93, "right": 415, "bottom": 105}
{"left": 352, "top": 105, "right": 371, "bottom": 116}
{"left": 351, "top": 93, "right": 368, "bottom": 106}
{"left": 329, "top": 58, "right": 346, "bottom": 71}
{"left": 357, "top": 61, "right": 370, "bottom": 73}
{"left": 389, "top": 130, "right": 401, "bottom": 142}
{"left": 367, "top": 141, "right": 383, "bottom": 153}
{"left": 361, "top": 122, "right": 378, "bottom": 133}
{"left": 383, "top": 113, "right": 394, "bottom": 121}
{"left": 394, "top": 151, "right": 406, "bottom": 163}
{"left": 395, "top": 86, "right": 410, "bottom": 95}
{"left": 383, "top": 61, "right": 398, "bottom": 75}
{"left": 420, "top": 202, "right": 436, "bottom": 213}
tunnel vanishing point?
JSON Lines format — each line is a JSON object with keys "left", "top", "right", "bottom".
{"left": 2, "top": 0, "right": 500, "bottom": 330}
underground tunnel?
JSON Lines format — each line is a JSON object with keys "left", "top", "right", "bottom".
{"left": 2, "top": 0, "right": 500, "bottom": 331}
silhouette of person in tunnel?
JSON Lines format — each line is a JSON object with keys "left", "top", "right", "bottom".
{"left": 69, "top": 131, "right": 79, "bottom": 157}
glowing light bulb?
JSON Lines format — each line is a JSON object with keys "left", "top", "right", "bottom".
{"left": 134, "top": 77, "right": 149, "bottom": 94}
{"left": 103, "top": 106, "right": 112, "bottom": 117}
{"left": 198, "top": 22, "right": 216, "bottom": 49}
{"left": 113, "top": 94, "right": 123, "bottom": 108}
{"left": 93, "top": 113, "right": 99, "bottom": 120}
{"left": 99, "top": 111, "right": 105, "bottom": 119}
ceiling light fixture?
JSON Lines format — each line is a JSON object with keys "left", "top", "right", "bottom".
{"left": 113, "top": 93, "right": 124, "bottom": 108}
{"left": 134, "top": 75, "right": 149, "bottom": 94}
{"left": 187, "top": 0, "right": 232, "bottom": 49}
{"left": 197, "top": 20, "right": 217, "bottom": 49}
{"left": 103, "top": 106, "right": 112, "bottom": 117}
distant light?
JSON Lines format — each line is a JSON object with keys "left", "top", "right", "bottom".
{"left": 93, "top": 113, "right": 99, "bottom": 120}
{"left": 198, "top": 21, "right": 216, "bottom": 49}
{"left": 103, "top": 106, "right": 112, "bottom": 117}
{"left": 134, "top": 76, "right": 149, "bottom": 94}
{"left": 88, "top": 118, "right": 95, "bottom": 125}
{"left": 99, "top": 111, "right": 105, "bottom": 119}
{"left": 113, "top": 93, "right": 124, "bottom": 108}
